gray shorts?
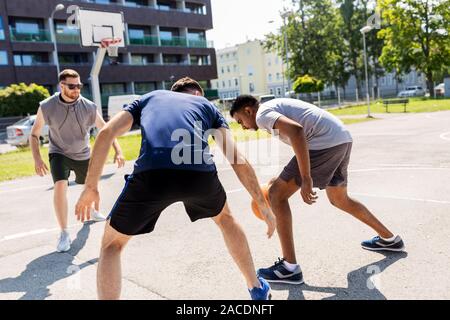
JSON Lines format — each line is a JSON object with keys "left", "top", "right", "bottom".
{"left": 279, "top": 142, "right": 352, "bottom": 190}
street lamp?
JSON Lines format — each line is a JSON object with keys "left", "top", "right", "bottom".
{"left": 281, "top": 11, "right": 291, "bottom": 97}
{"left": 360, "top": 25, "right": 373, "bottom": 118}
{"left": 269, "top": 12, "right": 291, "bottom": 97}
{"left": 49, "top": 4, "right": 65, "bottom": 84}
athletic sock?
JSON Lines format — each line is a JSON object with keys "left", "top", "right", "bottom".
{"left": 381, "top": 235, "right": 396, "bottom": 242}
{"left": 283, "top": 260, "right": 299, "bottom": 272}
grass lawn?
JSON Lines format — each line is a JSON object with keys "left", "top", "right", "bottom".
{"left": 0, "top": 122, "right": 270, "bottom": 182}
{"left": 329, "top": 98, "right": 450, "bottom": 116}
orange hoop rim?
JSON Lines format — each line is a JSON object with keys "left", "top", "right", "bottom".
{"left": 100, "top": 37, "right": 122, "bottom": 48}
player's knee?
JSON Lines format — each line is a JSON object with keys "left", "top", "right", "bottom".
{"left": 268, "top": 182, "right": 287, "bottom": 205}
{"left": 213, "top": 210, "right": 235, "bottom": 229}
{"left": 328, "top": 193, "right": 349, "bottom": 209}
{"left": 101, "top": 238, "right": 127, "bottom": 253}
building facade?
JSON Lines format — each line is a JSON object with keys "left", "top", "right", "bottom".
{"left": 213, "top": 40, "right": 287, "bottom": 100}
{"left": 0, "top": 0, "right": 217, "bottom": 107}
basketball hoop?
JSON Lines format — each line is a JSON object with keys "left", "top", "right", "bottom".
{"left": 101, "top": 38, "right": 122, "bottom": 57}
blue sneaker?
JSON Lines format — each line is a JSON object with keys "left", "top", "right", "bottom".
{"left": 249, "top": 277, "right": 271, "bottom": 300}
{"left": 257, "top": 258, "right": 304, "bottom": 285}
{"left": 362, "top": 235, "right": 405, "bottom": 252}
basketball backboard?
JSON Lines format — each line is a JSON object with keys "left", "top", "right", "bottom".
{"left": 76, "top": 8, "right": 125, "bottom": 48}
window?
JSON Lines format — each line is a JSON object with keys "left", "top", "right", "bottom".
{"left": 235, "top": 79, "right": 239, "bottom": 86}
{"left": 270, "top": 88, "right": 274, "bottom": 95}
{"left": 228, "top": 80, "right": 232, "bottom": 87}
{"left": 0, "top": 16, "right": 5, "bottom": 40}
{"left": 131, "top": 54, "right": 155, "bottom": 65}
{"left": 268, "top": 74, "right": 272, "bottom": 82}
{"left": 124, "top": 0, "right": 148, "bottom": 7}
{"left": 268, "top": 58, "right": 271, "bottom": 66}
{"left": 135, "top": 82, "right": 157, "bottom": 94}
{"left": 249, "top": 83, "right": 255, "bottom": 93}
{"left": 0, "top": 51, "right": 7, "bottom": 65}
{"left": 247, "top": 65, "right": 254, "bottom": 76}
{"left": 101, "top": 83, "right": 127, "bottom": 95}
{"left": 216, "top": 81, "right": 219, "bottom": 89}
{"left": 222, "top": 81, "right": 226, "bottom": 88}
{"left": 221, "top": 67, "right": 224, "bottom": 74}
{"left": 190, "top": 55, "right": 209, "bottom": 66}
{"left": 277, "top": 87, "right": 282, "bottom": 96}
{"left": 185, "top": 3, "right": 206, "bottom": 14}
{"left": 14, "top": 53, "right": 48, "bottom": 66}
{"left": 227, "top": 66, "right": 230, "bottom": 73}
{"left": 233, "top": 65, "right": 237, "bottom": 72}
{"left": 163, "top": 54, "right": 184, "bottom": 64}
{"left": 276, "top": 73, "right": 281, "bottom": 80}
{"left": 59, "top": 53, "right": 89, "bottom": 64}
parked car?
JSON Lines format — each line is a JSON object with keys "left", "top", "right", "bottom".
{"left": 434, "top": 83, "right": 445, "bottom": 97}
{"left": 397, "top": 86, "right": 426, "bottom": 98}
{"left": 6, "top": 115, "right": 49, "bottom": 147}
{"left": 259, "top": 94, "right": 276, "bottom": 103}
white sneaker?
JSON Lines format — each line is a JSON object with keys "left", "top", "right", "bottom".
{"left": 56, "top": 231, "right": 71, "bottom": 253}
{"left": 91, "top": 210, "right": 107, "bottom": 222}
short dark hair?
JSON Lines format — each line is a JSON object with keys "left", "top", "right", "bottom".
{"left": 59, "top": 69, "right": 80, "bottom": 82}
{"left": 171, "top": 77, "right": 204, "bottom": 96}
{"left": 230, "top": 95, "right": 259, "bottom": 117}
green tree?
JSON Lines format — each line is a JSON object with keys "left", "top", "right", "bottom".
{"left": 0, "top": 83, "right": 50, "bottom": 117}
{"left": 265, "top": 0, "right": 344, "bottom": 87}
{"left": 293, "top": 75, "right": 325, "bottom": 93}
{"left": 378, "top": 0, "right": 450, "bottom": 94}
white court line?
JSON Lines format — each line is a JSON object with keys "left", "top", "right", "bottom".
{"left": 350, "top": 192, "right": 450, "bottom": 205}
{"left": 0, "top": 224, "right": 78, "bottom": 243}
{"left": 440, "top": 132, "right": 450, "bottom": 141}
{"left": 2, "top": 165, "right": 450, "bottom": 243}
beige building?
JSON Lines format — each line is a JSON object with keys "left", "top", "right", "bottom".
{"left": 213, "top": 40, "right": 287, "bottom": 100}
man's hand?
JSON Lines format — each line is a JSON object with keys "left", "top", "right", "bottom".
{"left": 75, "top": 186, "right": 100, "bottom": 223}
{"left": 300, "top": 176, "right": 318, "bottom": 205}
{"left": 114, "top": 152, "right": 125, "bottom": 168}
{"left": 34, "top": 159, "right": 49, "bottom": 177}
{"left": 258, "top": 205, "right": 277, "bottom": 238}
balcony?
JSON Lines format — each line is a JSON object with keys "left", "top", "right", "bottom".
{"left": 160, "top": 36, "right": 188, "bottom": 47}
{"left": 9, "top": 28, "right": 51, "bottom": 42}
{"left": 187, "top": 39, "right": 214, "bottom": 48}
{"left": 56, "top": 32, "right": 81, "bottom": 45}
{"left": 129, "top": 35, "right": 159, "bottom": 46}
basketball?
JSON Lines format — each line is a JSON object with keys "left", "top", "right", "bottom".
{"left": 251, "top": 184, "right": 270, "bottom": 220}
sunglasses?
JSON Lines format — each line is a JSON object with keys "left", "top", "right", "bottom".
{"left": 62, "top": 82, "right": 83, "bottom": 90}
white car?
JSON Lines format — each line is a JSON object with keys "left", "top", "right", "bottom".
{"left": 398, "top": 86, "right": 426, "bottom": 98}
{"left": 434, "top": 83, "right": 445, "bottom": 97}
{"left": 6, "top": 115, "right": 49, "bottom": 147}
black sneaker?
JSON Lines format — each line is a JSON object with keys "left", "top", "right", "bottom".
{"left": 361, "top": 235, "right": 405, "bottom": 252}
{"left": 257, "top": 258, "right": 304, "bottom": 285}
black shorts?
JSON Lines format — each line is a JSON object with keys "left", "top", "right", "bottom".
{"left": 109, "top": 170, "right": 227, "bottom": 236}
{"left": 279, "top": 142, "right": 352, "bottom": 190}
{"left": 49, "top": 153, "right": 90, "bottom": 184}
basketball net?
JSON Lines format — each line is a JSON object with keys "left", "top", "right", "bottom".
{"left": 101, "top": 38, "right": 122, "bottom": 57}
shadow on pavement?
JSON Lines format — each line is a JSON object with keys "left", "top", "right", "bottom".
{"left": 270, "top": 251, "right": 408, "bottom": 300}
{"left": 0, "top": 222, "right": 99, "bottom": 300}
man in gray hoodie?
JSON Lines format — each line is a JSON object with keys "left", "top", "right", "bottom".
{"left": 30, "top": 69, "right": 125, "bottom": 253}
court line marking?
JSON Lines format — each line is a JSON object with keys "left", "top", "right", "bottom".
{"left": 440, "top": 132, "right": 450, "bottom": 141}
{"left": 1, "top": 165, "right": 450, "bottom": 242}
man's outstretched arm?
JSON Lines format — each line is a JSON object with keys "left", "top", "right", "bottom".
{"left": 215, "top": 127, "right": 276, "bottom": 238}
{"left": 75, "top": 111, "right": 133, "bottom": 222}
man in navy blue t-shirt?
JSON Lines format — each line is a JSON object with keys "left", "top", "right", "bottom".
{"left": 76, "top": 77, "right": 276, "bottom": 300}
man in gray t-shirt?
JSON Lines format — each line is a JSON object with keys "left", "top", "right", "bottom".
{"left": 30, "top": 69, "right": 125, "bottom": 253}
{"left": 231, "top": 95, "right": 404, "bottom": 285}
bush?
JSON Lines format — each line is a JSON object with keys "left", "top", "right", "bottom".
{"left": 293, "top": 75, "right": 325, "bottom": 94}
{"left": 0, "top": 83, "right": 50, "bottom": 117}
